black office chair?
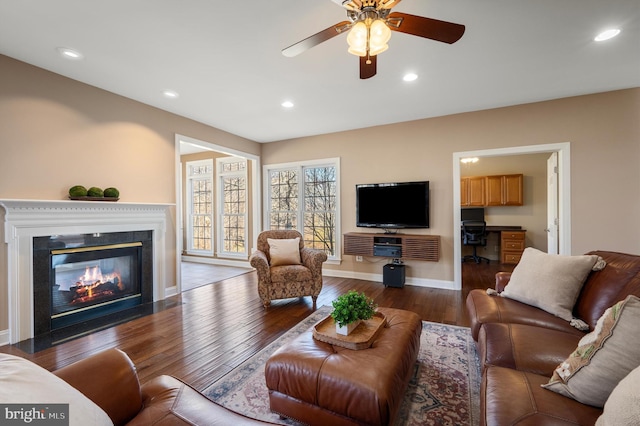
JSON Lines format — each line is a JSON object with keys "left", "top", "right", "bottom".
{"left": 462, "top": 220, "right": 490, "bottom": 264}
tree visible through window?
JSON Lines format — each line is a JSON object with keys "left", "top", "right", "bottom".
{"left": 218, "top": 158, "right": 247, "bottom": 256}
{"left": 187, "top": 160, "right": 213, "bottom": 254}
{"left": 267, "top": 159, "right": 339, "bottom": 259}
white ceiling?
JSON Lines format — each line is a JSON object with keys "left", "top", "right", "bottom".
{"left": 1, "top": 0, "right": 638, "bottom": 144}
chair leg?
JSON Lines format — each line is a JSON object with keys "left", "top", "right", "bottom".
{"left": 462, "top": 246, "right": 491, "bottom": 264}
{"left": 262, "top": 299, "right": 271, "bottom": 309}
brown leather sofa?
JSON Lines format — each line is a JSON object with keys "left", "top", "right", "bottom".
{"left": 465, "top": 250, "right": 640, "bottom": 425}
{"left": 53, "top": 348, "right": 275, "bottom": 425}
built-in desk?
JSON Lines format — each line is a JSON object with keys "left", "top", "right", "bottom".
{"left": 486, "top": 225, "right": 523, "bottom": 232}
{"left": 462, "top": 225, "right": 526, "bottom": 264}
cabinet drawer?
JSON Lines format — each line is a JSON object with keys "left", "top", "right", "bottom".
{"left": 501, "top": 231, "right": 525, "bottom": 240}
{"left": 502, "top": 253, "right": 522, "bottom": 264}
{"left": 503, "top": 240, "right": 525, "bottom": 251}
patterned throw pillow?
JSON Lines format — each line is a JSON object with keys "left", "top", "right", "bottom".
{"left": 543, "top": 295, "right": 640, "bottom": 407}
{"left": 268, "top": 237, "right": 301, "bottom": 266}
{"left": 500, "top": 247, "right": 604, "bottom": 321}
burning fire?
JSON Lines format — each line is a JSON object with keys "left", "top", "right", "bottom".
{"left": 70, "top": 265, "right": 124, "bottom": 304}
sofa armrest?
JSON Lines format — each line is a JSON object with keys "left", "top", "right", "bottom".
{"left": 495, "top": 272, "right": 512, "bottom": 293}
{"left": 54, "top": 348, "right": 142, "bottom": 425}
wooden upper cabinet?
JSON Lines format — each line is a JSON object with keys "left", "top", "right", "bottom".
{"left": 503, "top": 174, "right": 524, "bottom": 205}
{"left": 486, "top": 174, "right": 523, "bottom": 206}
{"left": 461, "top": 176, "right": 486, "bottom": 206}
{"left": 485, "top": 175, "right": 503, "bottom": 206}
{"left": 462, "top": 174, "right": 523, "bottom": 207}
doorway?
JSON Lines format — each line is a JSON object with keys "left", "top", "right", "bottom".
{"left": 453, "top": 142, "right": 571, "bottom": 290}
{"left": 174, "top": 134, "right": 261, "bottom": 293}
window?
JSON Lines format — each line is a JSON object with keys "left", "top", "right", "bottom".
{"left": 265, "top": 158, "right": 340, "bottom": 260}
{"left": 217, "top": 157, "right": 248, "bottom": 258}
{"left": 186, "top": 160, "right": 213, "bottom": 255}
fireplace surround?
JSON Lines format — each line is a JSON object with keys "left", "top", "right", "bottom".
{"left": 0, "top": 199, "right": 173, "bottom": 345}
{"left": 33, "top": 231, "right": 153, "bottom": 336}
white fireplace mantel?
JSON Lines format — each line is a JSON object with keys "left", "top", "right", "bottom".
{"left": 0, "top": 199, "right": 174, "bottom": 344}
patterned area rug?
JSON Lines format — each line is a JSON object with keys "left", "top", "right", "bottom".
{"left": 204, "top": 306, "right": 480, "bottom": 426}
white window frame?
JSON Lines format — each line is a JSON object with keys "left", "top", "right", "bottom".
{"left": 263, "top": 158, "right": 341, "bottom": 262}
{"left": 216, "top": 157, "right": 248, "bottom": 259}
{"left": 186, "top": 159, "right": 214, "bottom": 256}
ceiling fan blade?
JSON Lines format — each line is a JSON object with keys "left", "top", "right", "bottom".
{"left": 387, "top": 12, "right": 465, "bottom": 44}
{"left": 360, "top": 55, "right": 377, "bottom": 79}
{"left": 282, "top": 21, "right": 352, "bottom": 57}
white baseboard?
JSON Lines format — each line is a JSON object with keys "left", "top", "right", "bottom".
{"left": 0, "top": 329, "right": 9, "bottom": 346}
{"left": 323, "top": 269, "right": 456, "bottom": 290}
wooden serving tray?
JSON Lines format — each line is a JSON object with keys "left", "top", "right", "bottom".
{"left": 312, "top": 312, "right": 387, "bottom": 350}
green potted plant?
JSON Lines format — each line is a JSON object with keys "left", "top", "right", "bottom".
{"left": 331, "top": 290, "right": 378, "bottom": 335}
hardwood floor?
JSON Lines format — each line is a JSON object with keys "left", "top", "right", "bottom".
{"left": 0, "top": 261, "right": 513, "bottom": 392}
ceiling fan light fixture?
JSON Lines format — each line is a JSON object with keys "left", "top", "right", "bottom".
{"left": 369, "top": 19, "right": 391, "bottom": 55}
{"left": 347, "top": 18, "right": 390, "bottom": 57}
{"left": 347, "top": 21, "right": 368, "bottom": 56}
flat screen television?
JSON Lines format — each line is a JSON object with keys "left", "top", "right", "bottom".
{"left": 356, "top": 181, "right": 430, "bottom": 230}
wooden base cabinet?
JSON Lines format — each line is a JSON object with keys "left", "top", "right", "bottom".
{"left": 501, "top": 230, "right": 526, "bottom": 264}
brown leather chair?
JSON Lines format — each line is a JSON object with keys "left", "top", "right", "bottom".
{"left": 249, "top": 230, "right": 327, "bottom": 308}
{"left": 52, "top": 348, "right": 276, "bottom": 425}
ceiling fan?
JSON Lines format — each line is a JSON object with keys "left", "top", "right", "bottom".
{"left": 282, "top": 0, "right": 465, "bottom": 79}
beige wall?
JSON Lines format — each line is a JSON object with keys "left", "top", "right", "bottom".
{"left": 262, "top": 88, "right": 640, "bottom": 282}
{"left": 0, "top": 55, "right": 260, "bottom": 330}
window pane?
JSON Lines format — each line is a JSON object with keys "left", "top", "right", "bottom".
{"left": 189, "top": 165, "right": 213, "bottom": 253}
{"left": 222, "top": 174, "right": 246, "bottom": 253}
{"left": 269, "top": 169, "right": 298, "bottom": 230}
{"left": 303, "top": 166, "right": 337, "bottom": 256}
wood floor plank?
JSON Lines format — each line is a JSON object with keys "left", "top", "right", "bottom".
{"left": 0, "top": 261, "right": 513, "bottom": 391}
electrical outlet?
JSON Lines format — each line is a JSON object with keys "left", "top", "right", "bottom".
{"left": 356, "top": 256, "right": 363, "bottom": 262}
{"left": 494, "top": 246, "right": 500, "bottom": 252}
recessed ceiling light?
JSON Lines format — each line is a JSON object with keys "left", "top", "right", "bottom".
{"left": 281, "top": 100, "right": 294, "bottom": 108}
{"left": 403, "top": 73, "right": 418, "bottom": 82}
{"left": 594, "top": 29, "right": 621, "bottom": 42}
{"left": 162, "top": 90, "right": 179, "bottom": 99}
{"left": 57, "top": 47, "right": 84, "bottom": 60}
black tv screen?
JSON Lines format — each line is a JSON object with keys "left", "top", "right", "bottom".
{"left": 356, "top": 181, "right": 430, "bottom": 229}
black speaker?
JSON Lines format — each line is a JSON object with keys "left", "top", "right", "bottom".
{"left": 383, "top": 264, "right": 405, "bottom": 288}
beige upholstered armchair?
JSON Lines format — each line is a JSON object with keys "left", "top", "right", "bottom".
{"left": 249, "top": 230, "right": 327, "bottom": 308}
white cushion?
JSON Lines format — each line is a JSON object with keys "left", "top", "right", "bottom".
{"left": 0, "top": 353, "right": 113, "bottom": 425}
{"left": 543, "top": 295, "right": 640, "bottom": 407}
{"left": 501, "top": 247, "right": 602, "bottom": 321}
{"left": 596, "top": 364, "right": 640, "bottom": 426}
{"left": 267, "top": 237, "right": 301, "bottom": 266}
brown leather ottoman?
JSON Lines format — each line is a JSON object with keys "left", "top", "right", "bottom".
{"left": 264, "top": 307, "right": 421, "bottom": 426}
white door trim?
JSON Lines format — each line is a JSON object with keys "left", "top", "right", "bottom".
{"left": 174, "top": 134, "right": 261, "bottom": 294}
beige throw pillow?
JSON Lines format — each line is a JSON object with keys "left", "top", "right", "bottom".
{"left": 543, "top": 295, "right": 640, "bottom": 408}
{"left": 0, "top": 353, "right": 113, "bottom": 425}
{"left": 268, "top": 237, "right": 301, "bottom": 266}
{"left": 596, "top": 364, "right": 640, "bottom": 426}
{"left": 500, "top": 247, "right": 602, "bottom": 321}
